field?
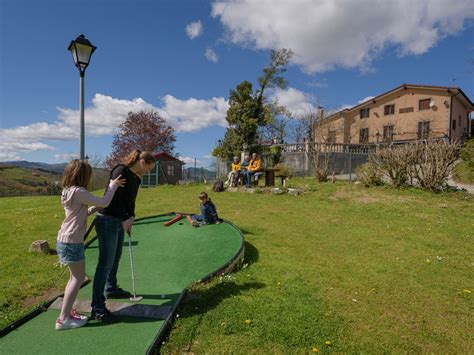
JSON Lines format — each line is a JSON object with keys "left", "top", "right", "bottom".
{"left": 0, "top": 180, "right": 473, "bottom": 353}
{"left": 0, "top": 164, "right": 62, "bottom": 197}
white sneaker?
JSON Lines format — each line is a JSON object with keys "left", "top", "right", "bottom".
{"left": 55, "top": 315, "right": 87, "bottom": 331}
{"left": 70, "top": 308, "right": 88, "bottom": 321}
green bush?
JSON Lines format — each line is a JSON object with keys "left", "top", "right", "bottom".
{"left": 355, "top": 162, "right": 383, "bottom": 187}
{"left": 274, "top": 163, "right": 292, "bottom": 178}
{"left": 453, "top": 139, "right": 474, "bottom": 184}
{"left": 270, "top": 145, "right": 283, "bottom": 166}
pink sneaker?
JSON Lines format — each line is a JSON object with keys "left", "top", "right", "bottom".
{"left": 70, "top": 308, "right": 88, "bottom": 321}
{"left": 55, "top": 316, "right": 87, "bottom": 331}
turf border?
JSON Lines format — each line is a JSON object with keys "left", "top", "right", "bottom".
{"left": 1, "top": 212, "right": 245, "bottom": 355}
{"left": 145, "top": 213, "right": 246, "bottom": 354}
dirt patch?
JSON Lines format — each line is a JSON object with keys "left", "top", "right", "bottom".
{"left": 329, "top": 190, "right": 383, "bottom": 204}
{"left": 330, "top": 189, "right": 416, "bottom": 204}
{"left": 22, "top": 288, "right": 63, "bottom": 308}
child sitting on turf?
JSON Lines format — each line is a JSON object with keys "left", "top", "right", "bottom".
{"left": 55, "top": 159, "right": 125, "bottom": 331}
{"left": 191, "top": 191, "right": 222, "bottom": 227}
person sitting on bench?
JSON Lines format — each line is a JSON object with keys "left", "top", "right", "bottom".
{"left": 226, "top": 156, "right": 241, "bottom": 187}
{"left": 244, "top": 152, "right": 262, "bottom": 188}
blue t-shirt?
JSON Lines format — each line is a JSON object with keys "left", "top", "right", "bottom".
{"left": 200, "top": 199, "right": 219, "bottom": 223}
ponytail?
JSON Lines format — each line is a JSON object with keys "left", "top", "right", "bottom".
{"left": 124, "top": 149, "right": 155, "bottom": 167}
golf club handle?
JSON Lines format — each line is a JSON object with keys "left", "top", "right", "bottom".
{"left": 83, "top": 218, "right": 96, "bottom": 242}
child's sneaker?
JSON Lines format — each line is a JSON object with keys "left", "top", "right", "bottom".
{"left": 55, "top": 315, "right": 87, "bottom": 331}
{"left": 191, "top": 220, "right": 200, "bottom": 227}
{"left": 70, "top": 308, "right": 88, "bottom": 321}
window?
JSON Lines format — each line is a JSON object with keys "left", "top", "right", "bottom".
{"left": 384, "top": 104, "right": 395, "bottom": 115}
{"left": 167, "top": 165, "right": 175, "bottom": 176}
{"left": 452, "top": 119, "right": 456, "bottom": 130}
{"left": 399, "top": 107, "right": 414, "bottom": 114}
{"left": 360, "top": 108, "right": 370, "bottom": 118}
{"left": 327, "top": 130, "right": 336, "bottom": 143}
{"left": 359, "top": 128, "right": 369, "bottom": 144}
{"left": 383, "top": 125, "right": 394, "bottom": 142}
{"left": 419, "top": 99, "right": 431, "bottom": 110}
{"left": 417, "top": 121, "right": 430, "bottom": 139}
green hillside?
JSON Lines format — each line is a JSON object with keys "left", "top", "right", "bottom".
{"left": 0, "top": 164, "right": 62, "bottom": 197}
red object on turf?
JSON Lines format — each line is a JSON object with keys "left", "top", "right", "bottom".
{"left": 164, "top": 214, "right": 183, "bottom": 227}
{"left": 186, "top": 215, "right": 193, "bottom": 225}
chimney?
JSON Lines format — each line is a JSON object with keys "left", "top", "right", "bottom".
{"left": 318, "top": 107, "right": 325, "bottom": 121}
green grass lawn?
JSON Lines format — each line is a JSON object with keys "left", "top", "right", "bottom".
{"left": 1, "top": 180, "right": 473, "bottom": 353}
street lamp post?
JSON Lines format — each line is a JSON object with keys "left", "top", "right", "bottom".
{"left": 67, "top": 34, "right": 96, "bottom": 160}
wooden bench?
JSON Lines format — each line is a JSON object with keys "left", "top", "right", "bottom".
{"left": 234, "top": 169, "right": 284, "bottom": 187}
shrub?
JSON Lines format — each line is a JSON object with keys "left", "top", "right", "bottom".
{"left": 355, "top": 162, "right": 383, "bottom": 187}
{"left": 452, "top": 138, "right": 474, "bottom": 184}
{"left": 369, "top": 145, "right": 410, "bottom": 187}
{"left": 270, "top": 145, "right": 283, "bottom": 166}
{"left": 459, "top": 138, "right": 474, "bottom": 163}
{"left": 274, "top": 163, "right": 292, "bottom": 178}
{"left": 406, "top": 140, "right": 460, "bottom": 191}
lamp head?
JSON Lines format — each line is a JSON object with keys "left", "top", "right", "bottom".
{"left": 68, "top": 34, "right": 96, "bottom": 72}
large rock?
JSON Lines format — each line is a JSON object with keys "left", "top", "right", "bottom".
{"left": 29, "top": 240, "right": 54, "bottom": 254}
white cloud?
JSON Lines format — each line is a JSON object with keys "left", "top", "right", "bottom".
{"left": 204, "top": 47, "right": 218, "bottom": 63}
{"left": 270, "top": 87, "right": 316, "bottom": 117}
{"left": 185, "top": 21, "right": 203, "bottom": 39}
{"left": 0, "top": 151, "right": 21, "bottom": 161}
{"left": 0, "top": 140, "right": 55, "bottom": 162}
{"left": 212, "top": 0, "right": 474, "bottom": 73}
{"left": 157, "top": 95, "right": 228, "bottom": 132}
{"left": 54, "top": 153, "right": 79, "bottom": 161}
{"left": 358, "top": 96, "right": 375, "bottom": 104}
{"left": 0, "top": 93, "right": 229, "bottom": 161}
{"left": 179, "top": 156, "right": 203, "bottom": 165}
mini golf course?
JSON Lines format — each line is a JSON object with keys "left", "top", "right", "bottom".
{"left": 0, "top": 213, "right": 244, "bottom": 354}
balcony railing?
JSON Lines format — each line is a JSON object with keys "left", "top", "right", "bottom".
{"left": 277, "top": 142, "right": 376, "bottom": 154}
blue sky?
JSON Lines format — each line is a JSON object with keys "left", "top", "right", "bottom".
{"left": 1, "top": 0, "right": 473, "bottom": 168}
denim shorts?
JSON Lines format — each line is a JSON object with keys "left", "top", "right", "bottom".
{"left": 56, "top": 241, "right": 85, "bottom": 265}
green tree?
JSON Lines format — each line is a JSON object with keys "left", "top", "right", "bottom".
{"left": 215, "top": 49, "right": 293, "bottom": 159}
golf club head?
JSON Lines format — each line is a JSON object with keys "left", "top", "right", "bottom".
{"left": 129, "top": 296, "right": 143, "bottom": 302}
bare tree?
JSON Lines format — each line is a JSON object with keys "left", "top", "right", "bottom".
{"left": 295, "top": 110, "right": 334, "bottom": 181}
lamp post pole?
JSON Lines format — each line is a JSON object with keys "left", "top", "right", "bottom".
{"left": 79, "top": 71, "right": 85, "bottom": 160}
{"left": 68, "top": 34, "right": 96, "bottom": 160}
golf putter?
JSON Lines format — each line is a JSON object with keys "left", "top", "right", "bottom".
{"left": 127, "top": 231, "right": 143, "bottom": 302}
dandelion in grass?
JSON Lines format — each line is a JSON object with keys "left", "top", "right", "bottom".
{"left": 244, "top": 319, "right": 252, "bottom": 325}
{"left": 425, "top": 259, "right": 431, "bottom": 263}
{"left": 311, "top": 346, "right": 319, "bottom": 352}
{"left": 463, "top": 289, "right": 471, "bottom": 294}
{"left": 325, "top": 341, "right": 332, "bottom": 346}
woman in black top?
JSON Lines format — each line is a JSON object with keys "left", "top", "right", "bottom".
{"left": 91, "top": 150, "right": 155, "bottom": 322}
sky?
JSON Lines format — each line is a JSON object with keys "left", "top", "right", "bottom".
{"left": 1, "top": 0, "right": 473, "bottom": 168}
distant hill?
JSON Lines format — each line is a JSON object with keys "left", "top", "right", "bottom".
{"left": 0, "top": 161, "right": 110, "bottom": 197}
{"left": 0, "top": 163, "right": 63, "bottom": 197}
{"left": 183, "top": 167, "right": 216, "bottom": 180}
{"left": 5, "top": 160, "right": 67, "bottom": 174}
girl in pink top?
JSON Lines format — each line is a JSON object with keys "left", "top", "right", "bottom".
{"left": 55, "top": 159, "right": 125, "bottom": 331}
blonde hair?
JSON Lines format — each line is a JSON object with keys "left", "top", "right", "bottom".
{"left": 124, "top": 149, "right": 155, "bottom": 167}
{"left": 62, "top": 159, "right": 92, "bottom": 188}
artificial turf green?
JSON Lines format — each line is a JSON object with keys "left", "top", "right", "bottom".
{"left": 1, "top": 214, "right": 243, "bottom": 354}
